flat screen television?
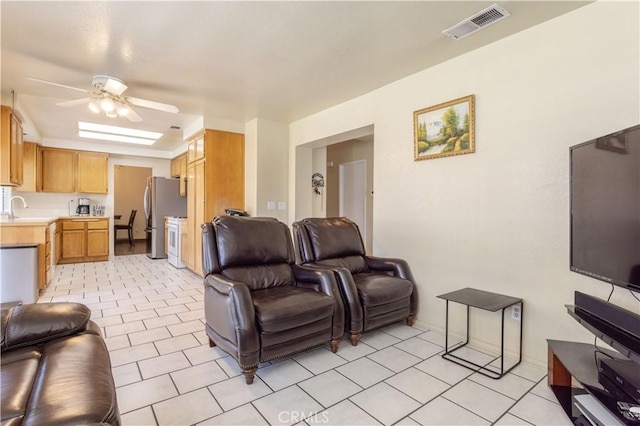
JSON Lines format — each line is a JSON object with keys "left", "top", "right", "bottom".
{"left": 570, "top": 124, "right": 640, "bottom": 293}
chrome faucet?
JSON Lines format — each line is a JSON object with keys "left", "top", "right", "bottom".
{"left": 8, "top": 195, "right": 28, "bottom": 220}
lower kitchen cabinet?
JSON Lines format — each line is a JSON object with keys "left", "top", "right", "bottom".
{"left": 59, "top": 218, "right": 109, "bottom": 264}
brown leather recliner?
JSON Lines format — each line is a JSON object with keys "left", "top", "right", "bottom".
{"left": 292, "top": 217, "right": 417, "bottom": 345}
{"left": 1, "top": 302, "right": 120, "bottom": 425}
{"left": 202, "top": 216, "right": 344, "bottom": 384}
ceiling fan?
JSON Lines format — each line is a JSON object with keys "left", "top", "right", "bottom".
{"left": 26, "top": 75, "right": 179, "bottom": 122}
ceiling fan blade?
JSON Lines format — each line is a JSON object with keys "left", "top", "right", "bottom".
{"left": 126, "top": 108, "right": 143, "bottom": 122}
{"left": 26, "top": 77, "right": 93, "bottom": 94}
{"left": 104, "top": 77, "right": 128, "bottom": 96}
{"left": 56, "top": 97, "right": 93, "bottom": 107}
{"left": 127, "top": 96, "right": 179, "bottom": 113}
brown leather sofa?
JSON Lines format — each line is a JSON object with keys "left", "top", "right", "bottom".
{"left": 1, "top": 302, "right": 120, "bottom": 425}
{"left": 202, "top": 216, "right": 344, "bottom": 384}
{"left": 292, "top": 217, "right": 417, "bottom": 345}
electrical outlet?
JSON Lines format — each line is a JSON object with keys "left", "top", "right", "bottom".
{"left": 511, "top": 305, "right": 521, "bottom": 321}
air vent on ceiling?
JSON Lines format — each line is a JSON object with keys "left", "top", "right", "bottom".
{"left": 442, "top": 3, "right": 511, "bottom": 40}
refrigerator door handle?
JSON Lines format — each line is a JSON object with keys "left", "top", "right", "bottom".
{"left": 143, "top": 185, "right": 151, "bottom": 220}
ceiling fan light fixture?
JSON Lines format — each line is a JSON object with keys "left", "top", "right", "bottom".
{"left": 100, "top": 96, "right": 116, "bottom": 113}
{"left": 116, "top": 103, "right": 130, "bottom": 117}
{"left": 88, "top": 100, "right": 101, "bottom": 114}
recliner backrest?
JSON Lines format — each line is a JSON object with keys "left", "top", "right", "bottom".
{"left": 202, "top": 216, "right": 296, "bottom": 290}
{"left": 294, "top": 217, "right": 369, "bottom": 274}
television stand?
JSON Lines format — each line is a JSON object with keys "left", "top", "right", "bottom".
{"left": 547, "top": 339, "right": 636, "bottom": 425}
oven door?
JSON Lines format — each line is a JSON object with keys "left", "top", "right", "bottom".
{"left": 167, "top": 221, "right": 184, "bottom": 268}
{"left": 167, "top": 223, "right": 178, "bottom": 256}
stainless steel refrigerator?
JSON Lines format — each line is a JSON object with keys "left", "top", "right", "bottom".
{"left": 143, "top": 177, "right": 187, "bottom": 259}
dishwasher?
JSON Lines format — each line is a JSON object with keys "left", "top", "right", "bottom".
{"left": 0, "top": 244, "right": 38, "bottom": 304}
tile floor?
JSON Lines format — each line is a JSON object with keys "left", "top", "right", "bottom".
{"left": 40, "top": 254, "right": 572, "bottom": 426}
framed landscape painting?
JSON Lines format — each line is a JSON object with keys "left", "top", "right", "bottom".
{"left": 414, "top": 94, "right": 475, "bottom": 161}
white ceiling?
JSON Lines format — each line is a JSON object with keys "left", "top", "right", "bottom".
{"left": 1, "top": 1, "right": 590, "bottom": 156}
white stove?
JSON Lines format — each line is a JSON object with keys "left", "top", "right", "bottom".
{"left": 167, "top": 217, "right": 186, "bottom": 268}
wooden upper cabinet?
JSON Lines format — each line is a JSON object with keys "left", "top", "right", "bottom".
{"left": 170, "top": 153, "right": 188, "bottom": 196}
{"left": 40, "top": 147, "right": 76, "bottom": 193}
{"left": 0, "top": 105, "right": 24, "bottom": 186}
{"left": 38, "top": 147, "right": 108, "bottom": 194}
{"left": 179, "top": 154, "right": 187, "bottom": 196}
{"left": 195, "top": 134, "right": 205, "bottom": 161}
{"left": 187, "top": 133, "right": 205, "bottom": 163}
{"left": 77, "top": 152, "right": 108, "bottom": 194}
{"left": 170, "top": 156, "right": 181, "bottom": 178}
{"left": 15, "top": 141, "right": 37, "bottom": 192}
{"left": 187, "top": 140, "right": 196, "bottom": 163}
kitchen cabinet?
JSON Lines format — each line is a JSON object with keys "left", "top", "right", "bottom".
{"left": 170, "top": 153, "right": 188, "bottom": 197}
{"left": 170, "top": 155, "right": 181, "bottom": 178}
{"left": 40, "top": 148, "right": 76, "bottom": 193}
{"left": 0, "top": 105, "right": 24, "bottom": 186}
{"left": 77, "top": 152, "right": 108, "bottom": 193}
{"left": 59, "top": 218, "right": 109, "bottom": 264}
{"left": 185, "top": 161, "right": 196, "bottom": 271}
{"left": 15, "top": 142, "right": 38, "bottom": 192}
{"left": 179, "top": 155, "right": 187, "bottom": 196}
{"left": 0, "top": 219, "right": 56, "bottom": 290}
{"left": 185, "top": 129, "right": 244, "bottom": 276}
{"left": 193, "top": 159, "right": 205, "bottom": 275}
{"left": 46, "top": 222, "right": 56, "bottom": 285}
{"left": 180, "top": 218, "right": 189, "bottom": 267}
{"left": 54, "top": 220, "right": 61, "bottom": 264}
{"left": 187, "top": 133, "right": 205, "bottom": 164}
{"left": 39, "top": 147, "right": 109, "bottom": 194}
{"left": 86, "top": 220, "right": 109, "bottom": 258}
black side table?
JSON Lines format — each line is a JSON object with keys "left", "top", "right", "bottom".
{"left": 437, "top": 287, "right": 523, "bottom": 379}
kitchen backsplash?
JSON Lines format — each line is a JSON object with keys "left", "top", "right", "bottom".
{"left": 5, "top": 189, "right": 110, "bottom": 218}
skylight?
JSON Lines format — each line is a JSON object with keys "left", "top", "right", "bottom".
{"left": 78, "top": 121, "right": 163, "bottom": 145}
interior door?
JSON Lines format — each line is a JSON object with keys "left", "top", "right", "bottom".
{"left": 339, "top": 160, "right": 367, "bottom": 245}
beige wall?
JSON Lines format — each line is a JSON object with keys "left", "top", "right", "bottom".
{"left": 288, "top": 1, "right": 640, "bottom": 367}
{"left": 245, "top": 118, "right": 289, "bottom": 221}
{"left": 114, "top": 165, "right": 152, "bottom": 240}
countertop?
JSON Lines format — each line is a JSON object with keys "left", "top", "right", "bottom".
{"left": 0, "top": 217, "right": 58, "bottom": 226}
{"left": 0, "top": 216, "right": 110, "bottom": 226}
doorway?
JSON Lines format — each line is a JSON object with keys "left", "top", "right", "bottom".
{"left": 113, "top": 165, "right": 151, "bottom": 255}
{"left": 339, "top": 160, "right": 367, "bottom": 245}
{"left": 323, "top": 137, "right": 374, "bottom": 252}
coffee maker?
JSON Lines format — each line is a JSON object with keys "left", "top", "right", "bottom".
{"left": 76, "top": 198, "right": 90, "bottom": 216}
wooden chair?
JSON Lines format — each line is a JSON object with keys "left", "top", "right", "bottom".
{"left": 114, "top": 210, "right": 136, "bottom": 246}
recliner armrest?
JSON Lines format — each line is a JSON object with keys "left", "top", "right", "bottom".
{"left": 203, "top": 274, "right": 258, "bottom": 346}
{"left": 292, "top": 264, "right": 339, "bottom": 297}
{"left": 204, "top": 273, "right": 236, "bottom": 295}
{"left": 292, "top": 264, "right": 345, "bottom": 340}
{"left": 1, "top": 303, "right": 91, "bottom": 352}
{"left": 365, "top": 256, "right": 416, "bottom": 282}
{"left": 365, "top": 256, "right": 418, "bottom": 316}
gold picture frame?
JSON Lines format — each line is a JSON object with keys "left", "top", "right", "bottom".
{"left": 414, "top": 94, "right": 475, "bottom": 161}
